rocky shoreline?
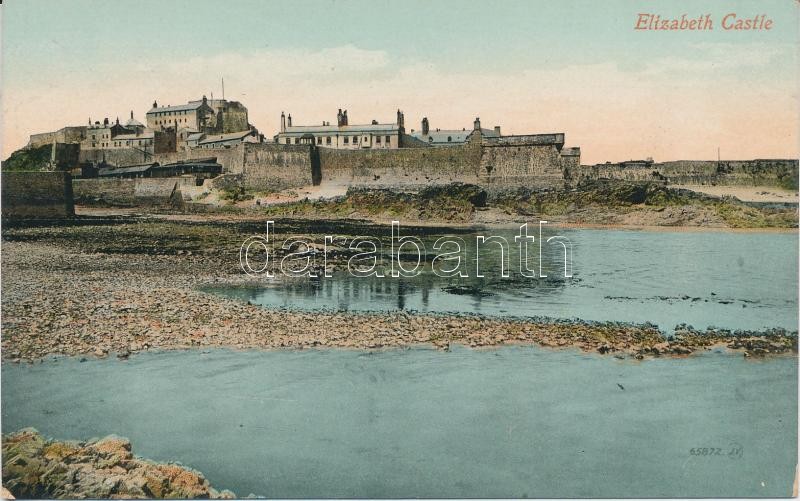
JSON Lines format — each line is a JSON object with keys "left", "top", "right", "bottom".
{"left": 1, "top": 241, "right": 795, "bottom": 363}
{"left": 2, "top": 429, "right": 234, "bottom": 499}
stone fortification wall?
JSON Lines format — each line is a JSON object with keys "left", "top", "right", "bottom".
{"left": 318, "top": 144, "right": 483, "bottom": 190}
{"left": 240, "top": 143, "right": 315, "bottom": 191}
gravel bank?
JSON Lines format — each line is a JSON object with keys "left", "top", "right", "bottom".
{"left": 1, "top": 241, "right": 795, "bottom": 362}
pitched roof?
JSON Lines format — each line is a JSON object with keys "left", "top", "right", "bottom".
{"left": 410, "top": 129, "right": 471, "bottom": 144}
{"left": 198, "top": 130, "right": 253, "bottom": 144}
{"left": 112, "top": 131, "right": 155, "bottom": 141}
{"left": 146, "top": 102, "right": 207, "bottom": 114}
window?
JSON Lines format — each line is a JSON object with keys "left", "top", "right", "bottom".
{"left": 376, "top": 136, "right": 381, "bottom": 144}
{"left": 343, "top": 137, "right": 349, "bottom": 144}
{"left": 317, "top": 137, "right": 322, "bottom": 144}
{"left": 352, "top": 136, "right": 358, "bottom": 144}
{"left": 294, "top": 138, "right": 299, "bottom": 144}
{"left": 286, "top": 138, "right": 291, "bottom": 144}
{"left": 326, "top": 136, "right": 331, "bottom": 145}
{"left": 386, "top": 136, "right": 391, "bottom": 144}
{"left": 448, "top": 136, "right": 452, "bottom": 142}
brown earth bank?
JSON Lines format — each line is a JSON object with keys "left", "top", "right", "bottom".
{"left": 0, "top": 238, "right": 795, "bottom": 363}
{"left": 1, "top": 428, "right": 234, "bottom": 499}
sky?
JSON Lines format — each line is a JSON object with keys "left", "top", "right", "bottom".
{"left": 1, "top": 0, "right": 798, "bottom": 164}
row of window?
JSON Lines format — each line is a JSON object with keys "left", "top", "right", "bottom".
{"left": 151, "top": 110, "right": 192, "bottom": 117}
{"left": 90, "top": 139, "right": 152, "bottom": 148}
{"left": 113, "top": 139, "right": 151, "bottom": 147}
{"left": 285, "top": 135, "right": 392, "bottom": 145}
{"left": 155, "top": 118, "right": 190, "bottom": 125}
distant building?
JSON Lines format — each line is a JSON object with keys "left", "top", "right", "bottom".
{"left": 274, "top": 109, "right": 405, "bottom": 149}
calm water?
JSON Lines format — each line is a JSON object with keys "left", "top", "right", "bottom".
{"left": 2, "top": 347, "right": 796, "bottom": 498}
{"left": 207, "top": 229, "right": 799, "bottom": 332}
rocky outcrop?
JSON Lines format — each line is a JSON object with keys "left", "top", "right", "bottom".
{"left": 1, "top": 429, "right": 234, "bottom": 499}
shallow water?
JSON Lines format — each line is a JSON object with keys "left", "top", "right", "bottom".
{"left": 2, "top": 347, "right": 796, "bottom": 498}
{"left": 206, "top": 229, "right": 799, "bottom": 332}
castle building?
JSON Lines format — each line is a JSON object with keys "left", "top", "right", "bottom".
{"left": 146, "top": 96, "right": 216, "bottom": 131}
{"left": 274, "top": 109, "right": 405, "bottom": 149}
{"left": 146, "top": 96, "right": 251, "bottom": 135}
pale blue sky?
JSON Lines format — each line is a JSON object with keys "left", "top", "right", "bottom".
{"left": 2, "top": 0, "right": 798, "bottom": 162}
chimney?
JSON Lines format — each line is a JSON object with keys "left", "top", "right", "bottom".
{"left": 287, "top": 114, "right": 292, "bottom": 127}
{"left": 343, "top": 110, "right": 348, "bottom": 126}
{"left": 152, "top": 100, "right": 157, "bottom": 108}
{"left": 280, "top": 112, "right": 286, "bottom": 132}
{"left": 421, "top": 117, "right": 429, "bottom": 135}
{"left": 131, "top": 110, "right": 134, "bottom": 120}
{"left": 494, "top": 126, "right": 501, "bottom": 136}
{"left": 473, "top": 117, "right": 481, "bottom": 131}
{"left": 103, "top": 117, "right": 109, "bottom": 126}
{"left": 337, "top": 109, "right": 343, "bottom": 127}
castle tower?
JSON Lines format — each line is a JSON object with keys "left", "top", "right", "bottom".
{"left": 473, "top": 117, "right": 481, "bottom": 131}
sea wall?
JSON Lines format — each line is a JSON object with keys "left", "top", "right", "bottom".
{"left": 1, "top": 171, "right": 74, "bottom": 218}
{"left": 579, "top": 159, "right": 799, "bottom": 189}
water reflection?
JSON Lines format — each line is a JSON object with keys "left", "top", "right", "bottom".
{"left": 205, "top": 229, "right": 799, "bottom": 331}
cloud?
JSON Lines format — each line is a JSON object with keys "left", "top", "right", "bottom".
{"left": 2, "top": 44, "right": 797, "bottom": 164}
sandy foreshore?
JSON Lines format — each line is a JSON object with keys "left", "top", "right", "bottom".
{"left": 1, "top": 239, "right": 795, "bottom": 363}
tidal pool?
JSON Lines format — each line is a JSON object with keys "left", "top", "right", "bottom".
{"left": 2, "top": 347, "right": 796, "bottom": 498}
{"left": 206, "top": 229, "right": 799, "bottom": 332}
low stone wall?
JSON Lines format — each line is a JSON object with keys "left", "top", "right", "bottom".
{"left": 73, "top": 178, "right": 137, "bottom": 205}
{"left": 1, "top": 171, "right": 74, "bottom": 218}
{"left": 73, "top": 177, "right": 186, "bottom": 206}
{"left": 578, "top": 159, "right": 799, "bottom": 189}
